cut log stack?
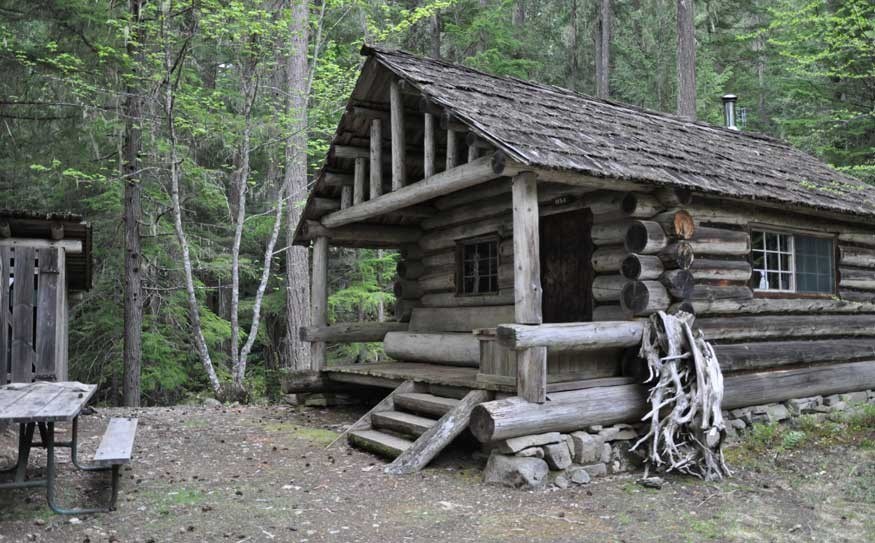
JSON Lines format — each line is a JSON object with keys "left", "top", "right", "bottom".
{"left": 591, "top": 204, "right": 695, "bottom": 318}
{"left": 838, "top": 243, "right": 875, "bottom": 303}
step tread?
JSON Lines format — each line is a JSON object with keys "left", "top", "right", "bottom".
{"left": 348, "top": 429, "right": 413, "bottom": 458}
{"left": 371, "top": 410, "right": 436, "bottom": 437}
{"left": 394, "top": 392, "right": 460, "bottom": 417}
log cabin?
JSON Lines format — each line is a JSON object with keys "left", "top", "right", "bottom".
{"left": 287, "top": 46, "right": 875, "bottom": 474}
{"left": 1, "top": 209, "right": 92, "bottom": 384}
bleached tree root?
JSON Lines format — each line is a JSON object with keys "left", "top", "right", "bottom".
{"left": 632, "top": 311, "right": 730, "bottom": 481}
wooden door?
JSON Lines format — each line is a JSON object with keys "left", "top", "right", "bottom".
{"left": 539, "top": 209, "right": 593, "bottom": 323}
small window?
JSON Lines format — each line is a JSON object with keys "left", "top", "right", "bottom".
{"left": 751, "top": 230, "right": 834, "bottom": 294}
{"left": 457, "top": 237, "right": 499, "bottom": 296}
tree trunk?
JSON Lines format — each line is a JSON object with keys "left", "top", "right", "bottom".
{"left": 568, "top": 0, "right": 579, "bottom": 91}
{"left": 430, "top": 12, "right": 441, "bottom": 59}
{"left": 676, "top": 0, "right": 696, "bottom": 119}
{"left": 161, "top": 10, "right": 223, "bottom": 397}
{"left": 122, "top": 0, "right": 144, "bottom": 408}
{"left": 284, "top": 0, "right": 312, "bottom": 371}
{"left": 595, "top": 0, "right": 611, "bottom": 98}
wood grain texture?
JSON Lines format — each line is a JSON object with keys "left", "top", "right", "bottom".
{"left": 512, "top": 172, "right": 542, "bottom": 324}
{"left": 92, "top": 417, "right": 138, "bottom": 466}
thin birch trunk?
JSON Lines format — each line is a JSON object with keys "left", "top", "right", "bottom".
{"left": 161, "top": 6, "right": 223, "bottom": 397}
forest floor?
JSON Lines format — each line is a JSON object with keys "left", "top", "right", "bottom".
{"left": 0, "top": 401, "right": 872, "bottom": 543}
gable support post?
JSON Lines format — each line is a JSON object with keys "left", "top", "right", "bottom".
{"left": 446, "top": 129, "right": 459, "bottom": 170}
{"left": 353, "top": 157, "right": 366, "bottom": 205}
{"left": 310, "top": 236, "right": 329, "bottom": 370}
{"left": 390, "top": 80, "right": 406, "bottom": 191}
{"left": 369, "top": 119, "right": 383, "bottom": 198}
{"left": 512, "top": 171, "right": 546, "bottom": 403}
{"left": 423, "top": 113, "right": 435, "bottom": 178}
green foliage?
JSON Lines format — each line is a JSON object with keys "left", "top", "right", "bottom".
{"left": 2, "top": 0, "right": 872, "bottom": 404}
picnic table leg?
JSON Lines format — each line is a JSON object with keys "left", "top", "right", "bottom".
{"left": 14, "top": 423, "right": 35, "bottom": 483}
{"left": 0, "top": 424, "right": 27, "bottom": 474}
{"left": 45, "top": 421, "right": 119, "bottom": 515}
{"left": 68, "top": 416, "right": 110, "bottom": 472}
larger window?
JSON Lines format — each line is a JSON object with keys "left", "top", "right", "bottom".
{"left": 751, "top": 230, "right": 834, "bottom": 294}
{"left": 457, "top": 237, "right": 499, "bottom": 296}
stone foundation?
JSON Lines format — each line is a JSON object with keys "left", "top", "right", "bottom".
{"left": 481, "top": 389, "right": 875, "bottom": 490}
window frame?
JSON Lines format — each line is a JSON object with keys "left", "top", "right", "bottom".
{"left": 748, "top": 224, "right": 837, "bottom": 298}
{"left": 455, "top": 234, "right": 501, "bottom": 297}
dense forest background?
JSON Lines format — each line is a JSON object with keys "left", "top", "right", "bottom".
{"left": 0, "top": 0, "right": 872, "bottom": 405}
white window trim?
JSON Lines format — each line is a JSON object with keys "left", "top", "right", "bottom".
{"left": 752, "top": 230, "right": 797, "bottom": 293}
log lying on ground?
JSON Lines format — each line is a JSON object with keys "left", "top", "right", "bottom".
{"left": 469, "top": 360, "right": 875, "bottom": 442}
{"left": 691, "top": 297, "right": 875, "bottom": 315}
{"left": 592, "top": 275, "right": 629, "bottom": 302}
{"left": 690, "top": 259, "right": 752, "bottom": 282}
{"left": 659, "top": 269, "right": 695, "bottom": 299}
{"left": 384, "top": 332, "right": 480, "bottom": 366}
{"left": 688, "top": 227, "right": 750, "bottom": 255}
{"left": 620, "top": 280, "right": 671, "bottom": 315}
{"left": 496, "top": 321, "right": 645, "bottom": 351}
{"left": 696, "top": 313, "right": 875, "bottom": 341}
{"left": 839, "top": 267, "right": 875, "bottom": 290}
{"left": 300, "top": 321, "right": 408, "bottom": 343}
{"left": 714, "top": 338, "right": 875, "bottom": 372}
{"left": 621, "top": 254, "right": 664, "bottom": 280}
{"left": 625, "top": 221, "right": 669, "bottom": 254}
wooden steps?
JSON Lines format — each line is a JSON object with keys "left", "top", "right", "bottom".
{"left": 371, "top": 410, "right": 435, "bottom": 437}
{"left": 394, "top": 392, "right": 459, "bottom": 417}
{"left": 345, "top": 381, "right": 492, "bottom": 472}
{"left": 348, "top": 429, "right": 413, "bottom": 457}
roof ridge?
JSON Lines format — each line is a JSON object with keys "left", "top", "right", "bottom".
{"left": 362, "top": 44, "right": 791, "bottom": 148}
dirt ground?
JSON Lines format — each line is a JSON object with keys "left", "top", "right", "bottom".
{"left": 0, "top": 402, "right": 872, "bottom": 543}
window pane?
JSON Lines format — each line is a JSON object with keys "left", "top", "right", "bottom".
{"left": 766, "top": 233, "right": 778, "bottom": 250}
{"left": 752, "top": 231, "right": 763, "bottom": 250}
{"left": 795, "top": 236, "right": 834, "bottom": 293}
{"left": 459, "top": 239, "right": 500, "bottom": 295}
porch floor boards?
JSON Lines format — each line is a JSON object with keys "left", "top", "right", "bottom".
{"left": 324, "top": 362, "right": 515, "bottom": 392}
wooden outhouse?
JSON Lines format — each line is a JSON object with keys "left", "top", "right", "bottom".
{"left": 1, "top": 210, "right": 92, "bottom": 384}
{"left": 288, "top": 47, "right": 875, "bottom": 473}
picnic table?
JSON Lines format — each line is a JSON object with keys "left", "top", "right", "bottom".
{"left": 0, "top": 381, "right": 137, "bottom": 514}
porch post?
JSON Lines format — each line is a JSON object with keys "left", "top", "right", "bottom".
{"left": 512, "top": 171, "right": 546, "bottom": 403}
{"left": 310, "top": 236, "right": 329, "bottom": 370}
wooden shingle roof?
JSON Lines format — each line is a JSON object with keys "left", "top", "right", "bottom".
{"left": 365, "top": 46, "right": 875, "bottom": 220}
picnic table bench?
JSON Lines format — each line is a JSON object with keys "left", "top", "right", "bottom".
{"left": 0, "top": 381, "right": 138, "bottom": 514}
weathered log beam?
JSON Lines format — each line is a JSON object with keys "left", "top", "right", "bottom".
{"left": 839, "top": 267, "right": 875, "bottom": 290}
{"left": 697, "top": 314, "right": 875, "bottom": 341}
{"left": 659, "top": 269, "right": 695, "bottom": 299}
{"left": 592, "top": 275, "right": 628, "bottom": 302}
{"left": 688, "top": 226, "right": 750, "bottom": 255}
{"left": 621, "top": 254, "right": 664, "bottom": 280}
{"left": 469, "top": 360, "right": 875, "bottom": 442}
{"left": 496, "top": 321, "right": 645, "bottom": 351}
{"left": 621, "top": 193, "right": 663, "bottom": 218}
{"left": 281, "top": 370, "right": 351, "bottom": 394}
{"left": 512, "top": 172, "right": 543, "bottom": 324}
{"left": 652, "top": 209, "right": 695, "bottom": 239}
{"left": 322, "top": 154, "right": 514, "bottom": 228}
{"left": 369, "top": 119, "right": 383, "bottom": 198}
{"left": 839, "top": 245, "right": 875, "bottom": 269}
{"left": 659, "top": 241, "right": 695, "bottom": 269}
{"left": 690, "top": 258, "right": 752, "bottom": 282}
{"left": 517, "top": 347, "right": 547, "bottom": 403}
{"left": 396, "top": 260, "right": 424, "bottom": 279}
{"left": 323, "top": 172, "right": 354, "bottom": 187}
{"left": 301, "top": 220, "right": 421, "bottom": 246}
{"left": 692, "top": 297, "right": 875, "bottom": 315}
{"left": 591, "top": 220, "right": 632, "bottom": 246}
{"left": 0, "top": 238, "right": 83, "bottom": 254}
{"left": 625, "top": 221, "right": 668, "bottom": 254}
{"left": 300, "top": 321, "right": 409, "bottom": 343}
{"left": 384, "top": 332, "right": 480, "bottom": 366}
{"left": 311, "top": 197, "right": 341, "bottom": 215}
{"left": 690, "top": 284, "right": 753, "bottom": 302}
{"left": 714, "top": 339, "right": 875, "bottom": 372}
{"left": 592, "top": 246, "right": 628, "bottom": 274}
{"left": 310, "top": 236, "right": 329, "bottom": 370}
{"left": 620, "top": 280, "right": 671, "bottom": 316}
